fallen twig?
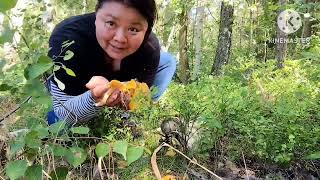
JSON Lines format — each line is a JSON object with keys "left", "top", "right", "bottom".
{"left": 0, "top": 96, "right": 32, "bottom": 123}
{"left": 242, "top": 151, "right": 249, "bottom": 180}
{"left": 151, "top": 142, "right": 223, "bottom": 180}
{"left": 97, "top": 157, "right": 104, "bottom": 180}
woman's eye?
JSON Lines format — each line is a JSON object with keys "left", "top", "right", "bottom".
{"left": 128, "top": 27, "right": 139, "bottom": 33}
{"left": 105, "top": 21, "right": 115, "bottom": 28}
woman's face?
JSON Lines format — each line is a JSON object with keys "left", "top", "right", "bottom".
{"left": 95, "top": 2, "right": 148, "bottom": 61}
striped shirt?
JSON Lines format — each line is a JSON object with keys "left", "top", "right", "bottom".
{"left": 49, "top": 80, "right": 102, "bottom": 126}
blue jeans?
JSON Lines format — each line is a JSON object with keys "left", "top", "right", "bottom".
{"left": 152, "top": 51, "right": 177, "bottom": 100}
{"left": 48, "top": 51, "right": 176, "bottom": 125}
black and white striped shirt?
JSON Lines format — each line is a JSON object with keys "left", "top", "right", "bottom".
{"left": 49, "top": 80, "right": 102, "bottom": 126}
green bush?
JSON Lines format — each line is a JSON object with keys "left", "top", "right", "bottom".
{"left": 165, "top": 58, "right": 320, "bottom": 165}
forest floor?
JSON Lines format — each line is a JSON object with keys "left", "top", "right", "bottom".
{"left": 0, "top": 97, "right": 319, "bottom": 180}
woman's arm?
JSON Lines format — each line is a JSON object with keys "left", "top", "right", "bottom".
{"left": 49, "top": 80, "right": 102, "bottom": 126}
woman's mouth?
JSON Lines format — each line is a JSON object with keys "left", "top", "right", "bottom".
{"left": 109, "top": 44, "right": 125, "bottom": 52}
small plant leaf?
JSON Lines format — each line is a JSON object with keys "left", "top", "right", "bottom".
{"left": 10, "top": 136, "right": 25, "bottom": 156}
{"left": 36, "top": 127, "right": 49, "bottom": 139}
{"left": 62, "top": 67, "right": 76, "bottom": 77}
{"left": 0, "top": 84, "right": 12, "bottom": 91}
{"left": 66, "top": 147, "right": 87, "bottom": 168}
{"left": 49, "top": 144, "right": 67, "bottom": 157}
{"left": 126, "top": 146, "right": 144, "bottom": 165}
{"left": 0, "top": 0, "right": 18, "bottom": 12}
{"left": 26, "top": 118, "right": 40, "bottom": 129}
{"left": 62, "top": 40, "right": 75, "bottom": 48}
{"left": 25, "top": 131, "right": 41, "bottom": 149}
{"left": 49, "top": 167, "right": 68, "bottom": 180}
{"left": 306, "top": 152, "right": 320, "bottom": 160}
{"left": 53, "top": 65, "right": 61, "bottom": 72}
{"left": 26, "top": 55, "right": 53, "bottom": 80}
{"left": 113, "top": 140, "right": 128, "bottom": 160}
{"left": 5, "top": 160, "right": 28, "bottom": 180}
{"left": 95, "top": 143, "right": 110, "bottom": 158}
{"left": 63, "top": 50, "right": 74, "bottom": 60}
{"left": 54, "top": 76, "right": 65, "bottom": 90}
{"left": 49, "top": 121, "right": 66, "bottom": 135}
{"left": 70, "top": 126, "right": 89, "bottom": 135}
{"left": 25, "top": 165, "right": 42, "bottom": 180}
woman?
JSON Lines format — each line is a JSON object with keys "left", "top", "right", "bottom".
{"left": 47, "top": 0, "right": 176, "bottom": 126}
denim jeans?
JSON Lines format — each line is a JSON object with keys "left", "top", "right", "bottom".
{"left": 152, "top": 51, "right": 177, "bottom": 100}
{"left": 48, "top": 51, "right": 176, "bottom": 125}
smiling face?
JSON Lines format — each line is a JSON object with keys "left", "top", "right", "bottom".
{"left": 95, "top": 2, "right": 148, "bottom": 61}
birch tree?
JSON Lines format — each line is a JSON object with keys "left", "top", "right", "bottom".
{"left": 193, "top": 1, "right": 205, "bottom": 80}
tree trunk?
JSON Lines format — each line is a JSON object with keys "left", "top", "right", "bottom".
{"left": 249, "top": 1, "right": 254, "bottom": 53}
{"left": 193, "top": 5, "right": 205, "bottom": 80}
{"left": 163, "top": 25, "right": 176, "bottom": 52}
{"left": 179, "top": 4, "right": 190, "bottom": 84}
{"left": 301, "top": 0, "right": 315, "bottom": 40}
{"left": 211, "top": 1, "right": 234, "bottom": 75}
{"left": 276, "top": 0, "right": 287, "bottom": 69}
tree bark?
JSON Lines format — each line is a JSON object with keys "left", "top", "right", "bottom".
{"left": 301, "top": 0, "right": 316, "bottom": 40}
{"left": 163, "top": 25, "right": 176, "bottom": 52}
{"left": 211, "top": 1, "right": 234, "bottom": 75}
{"left": 179, "top": 4, "right": 190, "bottom": 84}
{"left": 276, "top": 0, "right": 287, "bottom": 69}
{"left": 193, "top": 5, "right": 205, "bottom": 80}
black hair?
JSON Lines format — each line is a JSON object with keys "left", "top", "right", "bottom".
{"left": 95, "top": 0, "right": 157, "bottom": 42}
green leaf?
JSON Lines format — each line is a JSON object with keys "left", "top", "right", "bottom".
{"left": 33, "top": 95, "right": 52, "bottom": 108}
{"left": 0, "top": 23, "right": 14, "bottom": 44}
{"left": 10, "top": 136, "right": 25, "bottom": 156}
{"left": 25, "top": 165, "right": 42, "bottom": 180}
{"left": 0, "top": 0, "right": 18, "bottom": 12}
{"left": 53, "top": 65, "right": 61, "bottom": 72}
{"left": 49, "top": 144, "right": 67, "bottom": 157}
{"left": 49, "top": 167, "right": 68, "bottom": 180}
{"left": 24, "top": 79, "right": 47, "bottom": 97}
{"left": 25, "top": 131, "right": 42, "bottom": 149}
{"left": 5, "top": 160, "right": 28, "bottom": 180}
{"left": 70, "top": 126, "right": 89, "bottom": 134}
{"left": 61, "top": 40, "right": 75, "bottom": 48}
{"left": 63, "top": 50, "right": 74, "bottom": 60}
{"left": 23, "top": 79, "right": 52, "bottom": 107}
{"left": 49, "top": 121, "right": 66, "bottom": 135}
{"left": 126, "top": 146, "right": 144, "bottom": 165}
{"left": 26, "top": 56, "right": 53, "bottom": 80}
{"left": 65, "top": 147, "right": 87, "bottom": 168}
{"left": 208, "top": 120, "right": 222, "bottom": 129}
{"left": 54, "top": 76, "right": 65, "bottom": 90}
{"left": 306, "top": 152, "right": 320, "bottom": 160}
{"left": 113, "top": 140, "right": 128, "bottom": 160}
{"left": 62, "top": 67, "right": 76, "bottom": 77}
{"left": 36, "top": 127, "right": 49, "bottom": 139}
{"left": 95, "top": 143, "right": 110, "bottom": 158}
{"left": 0, "top": 84, "right": 12, "bottom": 91}
{"left": 26, "top": 118, "right": 40, "bottom": 129}
{"left": 25, "top": 148, "right": 38, "bottom": 162}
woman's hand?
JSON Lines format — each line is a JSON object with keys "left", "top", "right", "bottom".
{"left": 86, "top": 76, "right": 121, "bottom": 107}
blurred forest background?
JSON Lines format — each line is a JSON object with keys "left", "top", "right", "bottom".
{"left": 0, "top": 0, "right": 319, "bottom": 179}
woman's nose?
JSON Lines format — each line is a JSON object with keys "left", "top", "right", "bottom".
{"left": 113, "top": 29, "right": 127, "bottom": 43}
